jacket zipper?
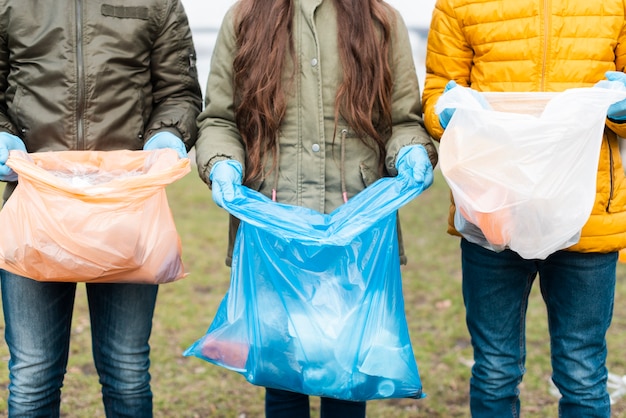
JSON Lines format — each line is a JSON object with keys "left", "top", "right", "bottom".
{"left": 606, "top": 135, "right": 615, "bottom": 213}
{"left": 75, "top": 0, "right": 85, "bottom": 149}
{"left": 540, "top": 0, "right": 550, "bottom": 91}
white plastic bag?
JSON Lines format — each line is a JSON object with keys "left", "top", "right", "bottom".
{"left": 437, "top": 85, "right": 626, "bottom": 259}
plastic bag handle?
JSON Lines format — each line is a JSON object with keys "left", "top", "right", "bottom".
{"left": 221, "top": 173, "right": 427, "bottom": 245}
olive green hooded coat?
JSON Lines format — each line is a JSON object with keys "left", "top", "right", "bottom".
{"left": 195, "top": 0, "right": 438, "bottom": 265}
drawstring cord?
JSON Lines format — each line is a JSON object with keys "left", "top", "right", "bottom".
{"left": 340, "top": 129, "right": 348, "bottom": 203}
{"left": 272, "top": 144, "right": 280, "bottom": 202}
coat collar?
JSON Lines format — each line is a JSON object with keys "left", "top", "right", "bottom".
{"left": 299, "top": 0, "right": 324, "bottom": 16}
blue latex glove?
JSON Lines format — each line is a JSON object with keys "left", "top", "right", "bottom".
{"left": 0, "top": 132, "right": 26, "bottom": 182}
{"left": 209, "top": 160, "right": 243, "bottom": 208}
{"left": 143, "top": 132, "right": 188, "bottom": 158}
{"left": 395, "top": 145, "right": 434, "bottom": 190}
{"left": 438, "top": 80, "right": 489, "bottom": 129}
{"left": 601, "top": 71, "right": 626, "bottom": 121}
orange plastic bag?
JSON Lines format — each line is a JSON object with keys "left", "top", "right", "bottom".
{"left": 0, "top": 149, "right": 189, "bottom": 283}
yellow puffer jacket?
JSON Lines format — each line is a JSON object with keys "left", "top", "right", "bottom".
{"left": 422, "top": 0, "right": 626, "bottom": 253}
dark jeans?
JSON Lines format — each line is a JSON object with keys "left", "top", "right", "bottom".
{"left": 461, "top": 239, "right": 616, "bottom": 417}
{"left": 1, "top": 271, "right": 158, "bottom": 417}
{"left": 265, "top": 388, "right": 366, "bottom": 418}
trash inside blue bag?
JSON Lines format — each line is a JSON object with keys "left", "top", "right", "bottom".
{"left": 184, "top": 173, "right": 426, "bottom": 401}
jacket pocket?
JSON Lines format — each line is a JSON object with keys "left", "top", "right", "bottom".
{"left": 359, "top": 162, "right": 380, "bottom": 187}
{"left": 101, "top": 5, "right": 149, "bottom": 20}
{"left": 8, "top": 85, "right": 30, "bottom": 142}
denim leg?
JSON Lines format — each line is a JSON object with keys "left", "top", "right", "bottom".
{"left": 538, "top": 250, "right": 616, "bottom": 418}
{"left": 265, "top": 388, "right": 311, "bottom": 418}
{"left": 1, "top": 270, "right": 76, "bottom": 418}
{"left": 86, "top": 283, "right": 158, "bottom": 418}
{"left": 461, "top": 239, "right": 536, "bottom": 418}
{"left": 320, "top": 397, "right": 366, "bottom": 418}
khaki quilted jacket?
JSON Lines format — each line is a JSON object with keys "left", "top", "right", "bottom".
{"left": 0, "top": 0, "right": 202, "bottom": 200}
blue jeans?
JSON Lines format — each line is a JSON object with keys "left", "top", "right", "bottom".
{"left": 265, "top": 388, "right": 366, "bottom": 418}
{"left": 460, "top": 239, "right": 616, "bottom": 418}
{"left": 1, "top": 270, "right": 159, "bottom": 417}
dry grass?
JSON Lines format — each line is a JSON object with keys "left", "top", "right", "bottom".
{"left": 1, "top": 168, "right": 626, "bottom": 417}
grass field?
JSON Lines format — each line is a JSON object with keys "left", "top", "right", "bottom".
{"left": 1, "top": 167, "right": 626, "bottom": 417}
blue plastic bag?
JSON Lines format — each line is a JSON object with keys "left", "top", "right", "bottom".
{"left": 184, "top": 173, "right": 426, "bottom": 401}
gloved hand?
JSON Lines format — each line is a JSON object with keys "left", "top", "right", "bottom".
{"left": 395, "top": 145, "right": 434, "bottom": 190}
{"left": 209, "top": 160, "right": 243, "bottom": 208}
{"left": 600, "top": 71, "right": 626, "bottom": 121}
{"left": 0, "top": 132, "right": 26, "bottom": 182}
{"left": 438, "top": 80, "right": 489, "bottom": 129}
{"left": 143, "top": 132, "right": 188, "bottom": 158}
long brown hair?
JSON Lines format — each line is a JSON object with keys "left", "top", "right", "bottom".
{"left": 233, "top": 0, "right": 394, "bottom": 183}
